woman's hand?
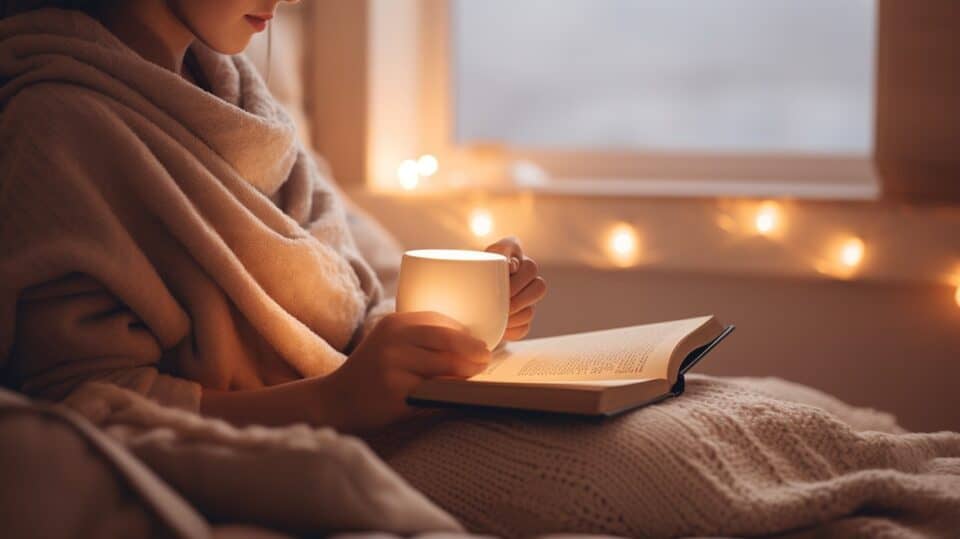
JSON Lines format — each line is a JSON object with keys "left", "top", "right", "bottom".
{"left": 318, "top": 311, "right": 491, "bottom": 432}
{"left": 485, "top": 237, "right": 548, "bottom": 342}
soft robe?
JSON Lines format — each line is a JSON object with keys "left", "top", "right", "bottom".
{"left": 0, "top": 9, "right": 386, "bottom": 410}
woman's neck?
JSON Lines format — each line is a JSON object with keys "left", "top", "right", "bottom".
{"left": 96, "top": 0, "right": 195, "bottom": 75}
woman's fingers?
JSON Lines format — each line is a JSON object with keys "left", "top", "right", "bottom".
{"left": 507, "top": 306, "right": 535, "bottom": 328}
{"left": 391, "top": 311, "right": 469, "bottom": 332}
{"left": 395, "top": 345, "right": 486, "bottom": 378}
{"left": 504, "top": 306, "right": 536, "bottom": 342}
{"left": 510, "top": 277, "right": 547, "bottom": 314}
{"left": 509, "top": 257, "right": 539, "bottom": 296}
{"left": 402, "top": 324, "right": 490, "bottom": 363}
{"left": 485, "top": 236, "right": 523, "bottom": 258}
{"left": 485, "top": 237, "right": 524, "bottom": 272}
{"left": 383, "top": 312, "right": 491, "bottom": 378}
{"left": 503, "top": 325, "right": 531, "bottom": 341}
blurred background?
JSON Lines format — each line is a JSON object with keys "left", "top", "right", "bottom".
{"left": 455, "top": 0, "right": 874, "bottom": 153}
{"left": 250, "top": 0, "right": 960, "bottom": 432}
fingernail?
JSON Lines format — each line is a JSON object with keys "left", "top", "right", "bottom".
{"left": 510, "top": 258, "right": 520, "bottom": 272}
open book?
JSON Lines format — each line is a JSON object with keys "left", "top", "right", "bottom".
{"left": 409, "top": 315, "right": 734, "bottom": 415}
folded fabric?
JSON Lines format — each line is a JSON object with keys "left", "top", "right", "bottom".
{"left": 63, "top": 382, "right": 463, "bottom": 536}
{"left": 0, "top": 8, "right": 386, "bottom": 408}
{"left": 0, "top": 387, "right": 209, "bottom": 539}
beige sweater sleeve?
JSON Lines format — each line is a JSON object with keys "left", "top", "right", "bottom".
{"left": 9, "top": 274, "right": 201, "bottom": 410}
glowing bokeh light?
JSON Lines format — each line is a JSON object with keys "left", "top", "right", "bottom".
{"left": 397, "top": 159, "right": 420, "bottom": 190}
{"left": 612, "top": 232, "right": 634, "bottom": 255}
{"left": 952, "top": 268, "right": 960, "bottom": 309}
{"left": 840, "top": 237, "right": 865, "bottom": 268}
{"left": 470, "top": 209, "right": 494, "bottom": 237}
{"left": 606, "top": 223, "right": 640, "bottom": 267}
{"left": 754, "top": 201, "right": 780, "bottom": 236}
{"left": 417, "top": 154, "right": 439, "bottom": 177}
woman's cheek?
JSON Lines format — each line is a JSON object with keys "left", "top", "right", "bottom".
{"left": 171, "top": 1, "right": 259, "bottom": 55}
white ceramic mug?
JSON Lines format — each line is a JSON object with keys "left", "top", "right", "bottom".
{"left": 396, "top": 249, "right": 510, "bottom": 350}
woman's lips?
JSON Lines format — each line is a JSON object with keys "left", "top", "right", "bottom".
{"left": 245, "top": 14, "right": 272, "bottom": 32}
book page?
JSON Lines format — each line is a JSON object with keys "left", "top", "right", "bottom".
{"left": 472, "top": 316, "right": 712, "bottom": 383}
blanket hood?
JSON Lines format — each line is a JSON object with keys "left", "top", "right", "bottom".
{"left": 0, "top": 8, "right": 383, "bottom": 402}
{"left": 0, "top": 8, "right": 297, "bottom": 195}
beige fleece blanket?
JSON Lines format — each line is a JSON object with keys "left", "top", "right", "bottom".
{"left": 0, "top": 9, "right": 386, "bottom": 409}
{"left": 58, "top": 382, "right": 463, "bottom": 536}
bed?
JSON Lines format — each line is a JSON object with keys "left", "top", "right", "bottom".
{"left": 3, "top": 374, "right": 958, "bottom": 539}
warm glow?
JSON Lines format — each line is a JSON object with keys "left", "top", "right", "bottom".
{"left": 612, "top": 232, "right": 634, "bottom": 255}
{"left": 952, "top": 268, "right": 960, "bottom": 309}
{"left": 814, "top": 236, "right": 867, "bottom": 279}
{"left": 398, "top": 250, "right": 510, "bottom": 350}
{"left": 470, "top": 209, "right": 494, "bottom": 237}
{"left": 754, "top": 201, "right": 780, "bottom": 236}
{"left": 397, "top": 159, "right": 420, "bottom": 190}
{"left": 606, "top": 223, "right": 640, "bottom": 267}
{"left": 405, "top": 249, "right": 505, "bottom": 262}
{"left": 840, "top": 237, "right": 865, "bottom": 268}
{"left": 417, "top": 154, "right": 439, "bottom": 177}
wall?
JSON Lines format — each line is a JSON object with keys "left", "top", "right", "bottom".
{"left": 269, "top": 3, "right": 960, "bottom": 431}
{"left": 875, "top": 0, "right": 960, "bottom": 202}
{"left": 531, "top": 266, "right": 960, "bottom": 433}
{"left": 353, "top": 192, "right": 960, "bottom": 433}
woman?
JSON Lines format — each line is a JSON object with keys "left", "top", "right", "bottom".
{"left": 4, "top": 3, "right": 957, "bottom": 538}
{"left": 0, "top": 0, "right": 547, "bottom": 432}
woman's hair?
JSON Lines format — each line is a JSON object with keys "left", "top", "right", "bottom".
{"left": 1, "top": 0, "right": 101, "bottom": 18}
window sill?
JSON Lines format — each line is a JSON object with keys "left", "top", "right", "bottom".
{"left": 349, "top": 181, "right": 960, "bottom": 287}
{"left": 368, "top": 174, "right": 880, "bottom": 202}
{"left": 497, "top": 177, "right": 879, "bottom": 201}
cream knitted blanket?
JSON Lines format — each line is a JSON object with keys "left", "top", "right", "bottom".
{"left": 371, "top": 375, "right": 960, "bottom": 538}
{"left": 0, "top": 9, "right": 384, "bottom": 409}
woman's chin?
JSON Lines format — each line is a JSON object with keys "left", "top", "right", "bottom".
{"left": 197, "top": 33, "right": 254, "bottom": 56}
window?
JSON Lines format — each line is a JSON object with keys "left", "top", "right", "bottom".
{"left": 454, "top": 0, "right": 876, "bottom": 155}
{"left": 416, "top": 0, "right": 878, "bottom": 197}
{"left": 316, "top": 0, "right": 884, "bottom": 198}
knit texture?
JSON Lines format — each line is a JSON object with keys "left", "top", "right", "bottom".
{"left": 370, "top": 375, "right": 960, "bottom": 538}
{"left": 0, "top": 9, "right": 386, "bottom": 408}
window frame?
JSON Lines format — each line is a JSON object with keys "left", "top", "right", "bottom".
{"left": 413, "top": 0, "right": 878, "bottom": 199}
{"left": 300, "top": 1, "right": 959, "bottom": 288}
{"left": 304, "top": 0, "right": 958, "bottom": 204}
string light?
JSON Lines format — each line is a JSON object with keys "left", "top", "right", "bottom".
{"left": 417, "top": 154, "right": 439, "bottom": 177}
{"left": 396, "top": 155, "right": 440, "bottom": 190}
{"left": 470, "top": 209, "right": 493, "bottom": 238}
{"left": 606, "top": 223, "right": 640, "bottom": 268}
{"left": 754, "top": 201, "right": 780, "bottom": 236}
{"left": 813, "top": 235, "right": 867, "bottom": 279}
{"left": 840, "top": 237, "right": 865, "bottom": 268}
{"left": 951, "top": 268, "right": 960, "bottom": 309}
{"left": 397, "top": 159, "right": 420, "bottom": 190}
